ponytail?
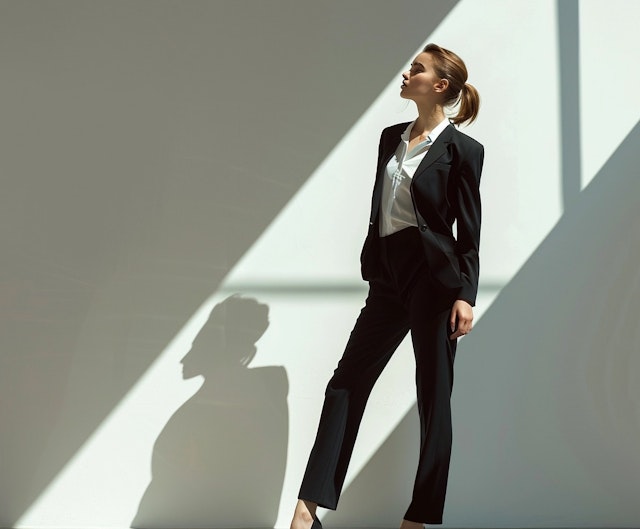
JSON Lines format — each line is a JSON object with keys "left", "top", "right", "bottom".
{"left": 451, "top": 82, "right": 480, "bottom": 125}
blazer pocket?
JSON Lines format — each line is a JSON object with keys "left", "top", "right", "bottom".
{"left": 418, "top": 230, "right": 462, "bottom": 289}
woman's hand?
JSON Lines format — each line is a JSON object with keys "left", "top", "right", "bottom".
{"left": 449, "top": 299, "right": 473, "bottom": 339}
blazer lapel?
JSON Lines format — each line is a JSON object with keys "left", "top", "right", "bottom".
{"left": 412, "top": 124, "right": 454, "bottom": 183}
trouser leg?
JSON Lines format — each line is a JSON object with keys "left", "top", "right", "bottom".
{"left": 403, "top": 275, "right": 457, "bottom": 524}
{"left": 298, "top": 283, "right": 409, "bottom": 509}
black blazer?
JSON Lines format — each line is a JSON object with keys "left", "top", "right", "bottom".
{"left": 360, "top": 122, "right": 484, "bottom": 305}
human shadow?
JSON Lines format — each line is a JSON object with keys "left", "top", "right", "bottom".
{"left": 132, "top": 295, "right": 288, "bottom": 528}
{"left": 322, "top": 121, "right": 640, "bottom": 527}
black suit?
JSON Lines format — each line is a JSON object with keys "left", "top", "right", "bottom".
{"left": 299, "top": 122, "right": 484, "bottom": 524}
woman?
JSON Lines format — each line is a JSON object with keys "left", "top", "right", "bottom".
{"left": 291, "top": 43, "right": 484, "bottom": 529}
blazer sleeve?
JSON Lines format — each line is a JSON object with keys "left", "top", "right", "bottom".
{"left": 454, "top": 141, "right": 484, "bottom": 306}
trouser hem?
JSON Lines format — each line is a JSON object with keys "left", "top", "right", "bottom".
{"left": 297, "top": 493, "right": 336, "bottom": 511}
{"left": 404, "top": 505, "right": 443, "bottom": 525}
{"left": 404, "top": 515, "right": 443, "bottom": 525}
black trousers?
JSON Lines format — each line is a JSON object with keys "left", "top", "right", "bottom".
{"left": 298, "top": 227, "right": 458, "bottom": 524}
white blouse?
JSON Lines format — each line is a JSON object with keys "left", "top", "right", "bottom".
{"left": 379, "top": 117, "right": 450, "bottom": 237}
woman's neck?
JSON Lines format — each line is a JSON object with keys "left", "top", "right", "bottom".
{"left": 413, "top": 103, "right": 446, "bottom": 136}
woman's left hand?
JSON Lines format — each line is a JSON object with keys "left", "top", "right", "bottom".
{"left": 449, "top": 299, "right": 474, "bottom": 339}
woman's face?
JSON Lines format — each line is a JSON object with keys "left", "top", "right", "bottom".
{"left": 400, "top": 52, "right": 446, "bottom": 102}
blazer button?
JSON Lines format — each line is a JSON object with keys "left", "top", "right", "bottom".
{"left": 420, "top": 225, "right": 428, "bottom": 232}
{"left": 369, "top": 221, "right": 374, "bottom": 226}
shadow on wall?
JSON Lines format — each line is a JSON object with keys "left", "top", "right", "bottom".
{"left": 0, "top": 1, "right": 459, "bottom": 524}
{"left": 323, "top": 122, "right": 640, "bottom": 527}
{"left": 132, "top": 295, "right": 288, "bottom": 528}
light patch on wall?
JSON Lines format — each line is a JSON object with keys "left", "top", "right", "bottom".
{"left": 580, "top": 0, "right": 640, "bottom": 187}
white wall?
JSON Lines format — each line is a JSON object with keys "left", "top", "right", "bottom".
{"left": 1, "top": 1, "right": 639, "bottom": 528}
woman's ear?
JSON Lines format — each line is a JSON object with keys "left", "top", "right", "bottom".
{"left": 434, "top": 78, "right": 449, "bottom": 93}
